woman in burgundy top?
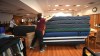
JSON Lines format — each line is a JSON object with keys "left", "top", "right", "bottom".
{"left": 30, "top": 13, "right": 46, "bottom": 52}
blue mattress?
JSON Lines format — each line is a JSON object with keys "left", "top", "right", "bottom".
{"left": 44, "top": 32, "right": 78, "bottom": 37}
{"left": 44, "top": 32, "right": 89, "bottom": 37}
{"left": 46, "top": 28, "right": 90, "bottom": 32}
{"left": 49, "top": 16, "right": 90, "bottom": 21}
{"left": 43, "top": 36, "right": 87, "bottom": 40}
{"left": 46, "top": 24, "right": 90, "bottom": 29}
{"left": 46, "top": 22, "right": 89, "bottom": 25}
{"left": 43, "top": 16, "right": 90, "bottom": 45}
{"left": 79, "top": 32, "right": 90, "bottom": 36}
{"left": 47, "top": 20, "right": 89, "bottom": 24}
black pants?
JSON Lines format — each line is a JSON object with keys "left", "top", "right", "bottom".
{"left": 30, "top": 30, "right": 44, "bottom": 50}
{"left": 9, "top": 27, "right": 14, "bottom": 33}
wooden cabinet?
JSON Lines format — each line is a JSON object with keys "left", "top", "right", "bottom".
{"left": 98, "top": 14, "right": 100, "bottom": 25}
{"left": 96, "top": 14, "right": 100, "bottom": 42}
{"left": 90, "top": 14, "right": 100, "bottom": 42}
{"left": 90, "top": 14, "right": 99, "bottom": 29}
{"left": 90, "top": 15, "right": 95, "bottom": 28}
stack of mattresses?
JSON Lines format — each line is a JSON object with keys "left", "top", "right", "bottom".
{"left": 43, "top": 16, "right": 90, "bottom": 45}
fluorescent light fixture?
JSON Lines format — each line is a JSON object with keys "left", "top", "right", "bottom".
{"left": 53, "top": 9, "right": 56, "bottom": 10}
{"left": 61, "top": 9, "right": 64, "bottom": 10}
{"left": 55, "top": 5, "right": 59, "bottom": 7}
{"left": 65, "top": 5, "right": 70, "bottom": 7}
{"left": 76, "top": 5, "right": 81, "bottom": 7}
{"left": 68, "top": 9, "right": 72, "bottom": 10}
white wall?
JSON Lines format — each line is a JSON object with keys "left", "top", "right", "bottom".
{"left": 75, "top": 3, "right": 100, "bottom": 16}
{"left": 0, "top": 13, "right": 13, "bottom": 23}
{"left": 20, "top": 0, "right": 44, "bottom": 14}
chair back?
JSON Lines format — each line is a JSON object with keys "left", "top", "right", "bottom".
{"left": 96, "top": 30, "right": 100, "bottom": 42}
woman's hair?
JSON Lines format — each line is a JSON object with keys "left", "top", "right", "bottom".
{"left": 37, "top": 13, "right": 42, "bottom": 21}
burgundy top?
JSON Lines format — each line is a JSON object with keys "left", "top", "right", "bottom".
{"left": 36, "top": 18, "right": 46, "bottom": 32}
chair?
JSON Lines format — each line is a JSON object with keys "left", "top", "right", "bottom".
{"left": 82, "top": 47, "right": 100, "bottom": 56}
{"left": 87, "top": 30, "right": 100, "bottom": 49}
{"left": 13, "top": 25, "right": 35, "bottom": 56}
{"left": 95, "top": 30, "right": 100, "bottom": 47}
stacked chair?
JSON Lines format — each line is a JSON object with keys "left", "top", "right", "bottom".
{"left": 83, "top": 47, "right": 100, "bottom": 56}
{"left": 43, "top": 16, "right": 90, "bottom": 46}
{"left": 0, "top": 26, "right": 23, "bottom": 56}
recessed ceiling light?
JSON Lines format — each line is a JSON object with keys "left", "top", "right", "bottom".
{"left": 68, "top": 9, "right": 72, "bottom": 10}
{"left": 61, "top": 9, "right": 64, "bottom": 10}
{"left": 76, "top": 5, "right": 81, "bottom": 7}
{"left": 53, "top": 9, "right": 56, "bottom": 10}
{"left": 65, "top": 5, "right": 70, "bottom": 7}
{"left": 55, "top": 5, "right": 59, "bottom": 7}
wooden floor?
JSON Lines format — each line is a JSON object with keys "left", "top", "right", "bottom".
{"left": 26, "top": 44, "right": 100, "bottom": 56}
{"left": 5, "top": 32, "right": 100, "bottom": 56}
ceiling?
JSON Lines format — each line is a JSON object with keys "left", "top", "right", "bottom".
{"left": 36, "top": 0, "right": 100, "bottom": 13}
{"left": 0, "top": 1, "right": 26, "bottom": 14}
{"left": 0, "top": 0, "right": 37, "bottom": 18}
{"left": 0, "top": 0, "right": 100, "bottom": 17}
